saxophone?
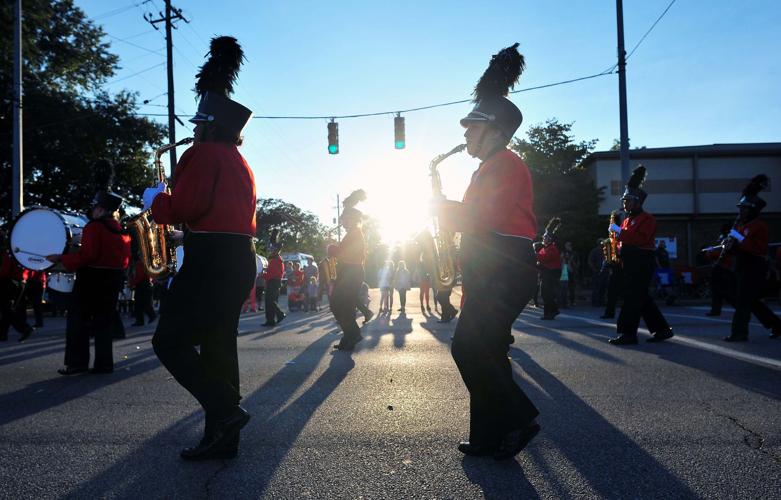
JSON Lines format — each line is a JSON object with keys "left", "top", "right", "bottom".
{"left": 129, "top": 137, "right": 193, "bottom": 279}
{"left": 602, "top": 210, "right": 620, "bottom": 265}
{"left": 419, "top": 144, "right": 466, "bottom": 290}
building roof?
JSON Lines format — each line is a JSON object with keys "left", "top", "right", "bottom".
{"left": 581, "top": 142, "right": 781, "bottom": 168}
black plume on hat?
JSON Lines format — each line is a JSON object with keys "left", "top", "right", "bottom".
{"left": 627, "top": 165, "right": 647, "bottom": 190}
{"left": 736, "top": 174, "right": 769, "bottom": 211}
{"left": 472, "top": 43, "right": 525, "bottom": 102}
{"left": 343, "top": 189, "right": 367, "bottom": 209}
{"left": 195, "top": 36, "right": 244, "bottom": 100}
{"left": 543, "top": 217, "right": 561, "bottom": 239}
{"left": 93, "top": 159, "right": 115, "bottom": 192}
{"left": 741, "top": 174, "right": 768, "bottom": 198}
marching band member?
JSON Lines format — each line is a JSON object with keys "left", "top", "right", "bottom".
{"left": 705, "top": 223, "right": 732, "bottom": 317}
{"left": 435, "top": 44, "right": 540, "bottom": 460}
{"left": 608, "top": 166, "right": 674, "bottom": 345}
{"left": 718, "top": 175, "right": 781, "bottom": 341}
{"left": 0, "top": 240, "right": 34, "bottom": 342}
{"left": 332, "top": 190, "right": 367, "bottom": 351}
{"left": 536, "top": 217, "right": 562, "bottom": 320}
{"left": 47, "top": 182, "right": 131, "bottom": 373}
{"left": 147, "top": 37, "right": 256, "bottom": 461}
{"left": 262, "top": 229, "right": 286, "bottom": 327}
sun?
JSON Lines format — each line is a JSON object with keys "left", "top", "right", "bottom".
{"left": 362, "top": 176, "right": 431, "bottom": 244}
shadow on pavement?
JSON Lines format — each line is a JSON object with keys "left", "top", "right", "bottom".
{"left": 0, "top": 349, "right": 160, "bottom": 426}
{"left": 62, "top": 330, "right": 347, "bottom": 499}
{"left": 508, "top": 347, "right": 697, "bottom": 498}
{"left": 461, "top": 455, "right": 539, "bottom": 499}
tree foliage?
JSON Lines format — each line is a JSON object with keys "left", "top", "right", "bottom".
{"left": 255, "top": 199, "right": 330, "bottom": 259}
{"left": 511, "top": 118, "right": 605, "bottom": 264}
{"left": 0, "top": 0, "right": 166, "bottom": 223}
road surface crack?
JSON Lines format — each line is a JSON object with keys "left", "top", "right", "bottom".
{"left": 704, "top": 402, "right": 781, "bottom": 466}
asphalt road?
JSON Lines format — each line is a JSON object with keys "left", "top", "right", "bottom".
{"left": 1, "top": 290, "right": 780, "bottom": 499}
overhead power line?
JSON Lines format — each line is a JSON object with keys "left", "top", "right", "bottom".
{"left": 626, "top": 0, "right": 677, "bottom": 61}
{"left": 130, "top": 70, "right": 615, "bottom": 120}
{"left": 94, "top": 0, "right": 151, "bottom": 20}
{"left": 106, "top": 62, "right": 165, "bottom": 84}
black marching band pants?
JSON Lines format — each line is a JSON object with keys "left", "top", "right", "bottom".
{"left": 539, "top": 267, "right": 561, "bottom": 318}
{"left": 0, "top": 279, "right": 33, "bottom": 339}
{"left": 714, "top": 255, "right": 781, "bottom": 337}
{"left": 134, "top": 281, "right": 157, "bottom": 324}
{"left": 65, "top": 267, "right": 124, "bottom": 369}
{"left": 616, "top": 248, "right": 670, "bottom": 337}
{"left": 452, "top": 233, "right": 539, "bottom": 447}
{"left": 152, "top": 233, "right": 255, "bottom": 438}
{"left": 603, "top": 265, "right": 623, "bottom": 317}
{"left": 331, "top": 263, "right": 364, "bottom": 342}
{"left": 264, "top": 278, "right": 285, "bottom": 324}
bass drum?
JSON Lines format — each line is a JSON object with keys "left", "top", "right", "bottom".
{"left": 48, "top": 272, "right": 76, "bottom": 293}
{"left": 256, "top": 254, "right": 268, "bottom": 276}
{"left": 10, "top": 207, "right": 89, "bottom": 271}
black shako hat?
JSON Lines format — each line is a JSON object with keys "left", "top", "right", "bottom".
{"left": 190, "top": 36, "right": 252, "bottom": 138}
{"left": 461, "top": 43, "right": 525, "bottom": 139}
{"left": 92, "top": 191, "right": 124, "bottom": 212}
{"left": 621, "top": 165, "right": 648, "bottom": 204}
{"left": 736, "top": 174, "right": 768, "bottom": 211}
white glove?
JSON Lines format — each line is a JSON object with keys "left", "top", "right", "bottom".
{"left": 728, "top": 228, "right": 745, "bottom": 242}
{"left": 142, "top": 182, "right": 167, "bottom": 211}
{"left": 609, "top": 223, "right": 622, "bottom": 235}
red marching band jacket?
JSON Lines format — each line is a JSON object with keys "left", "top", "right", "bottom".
{"left": 458, "top": 149, "right": 537, "bottom": 238}
{"left": 0, "top": 250, "right": 28, "bottom": 281}
{"left": 617, "top": 211, "right": 657, "bottom": 251}
{"left": 60, "top": 219, "right": 131, "bottom": 272}
{"left": 733, "top": 218, "right": 768, "bottom": 257}
{"left": 262, "top": 255, "right": 285, "bottom": 281}
{"left": 536, "top": 243, "right": 562, "bottom": 270}
{"left": 151, "top": 143, "right": 257, "bottom": 236}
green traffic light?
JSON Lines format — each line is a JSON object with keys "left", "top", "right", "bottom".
{"left": 395, "top": 140, "right": 405, "bottom": 150}
{"left": 328, "top": 144, "right": 339, "bottom": 154}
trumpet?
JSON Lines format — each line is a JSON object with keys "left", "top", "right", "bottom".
{"left": 128, "top": 137, "right": 193, "bottom": 279}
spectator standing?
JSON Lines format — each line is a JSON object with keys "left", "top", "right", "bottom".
{"left": 588, "top": 238, "right": 607, "bottom": 307}
{"left": 394, "top": 260, "right": 412, "bottom": 313}
{"left": 378, "top": 261, "right": 395, "bottom": 313}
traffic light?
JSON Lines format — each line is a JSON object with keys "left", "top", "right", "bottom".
{"left": 327, "top": 120, "right": 339, "bottom": 154}
{"left": 394, "top": 115, "right": 405, "bottom": 150}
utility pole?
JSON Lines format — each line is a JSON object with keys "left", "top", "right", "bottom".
{"left": 616, "top": 0, "right": 630, "bottom": 183}
{"left": 145, "top": 1, "right": 187, "bottom": 175}
{"left": 336, "top": 194, "right": 341, "bottom": 242}
{"left": 12, "top": 0, "right": 23, "bottom": 217}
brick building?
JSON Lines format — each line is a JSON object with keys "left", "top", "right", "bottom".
{"left": 582, "top": 143, "right": 781, "bottom": 266}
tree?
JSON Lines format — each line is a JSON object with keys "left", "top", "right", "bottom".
{"left": 511, "top": 119, "right": 605, "bottom": 268}
{"left": 255, "top": 199, "right": 330, "bottom": 259}
{"left": 0, "top": 0, "right": 166, "bottom": 223}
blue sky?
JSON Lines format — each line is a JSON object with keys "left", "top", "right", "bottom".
{"left": 74, "top": 0, "right": 780, "bottom": 241}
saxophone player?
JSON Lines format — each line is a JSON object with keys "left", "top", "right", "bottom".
{"left": 146, "top": 37, "right": 256, "bottom": 461}
{"left": 433, "top": 44, "right": 540, "bottom": 461}
{"left": 46, "top": 160, "right": 131, "bottom": 375}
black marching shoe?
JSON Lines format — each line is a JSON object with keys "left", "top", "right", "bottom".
{"left": 608, "top": 334, "right": 638, "bottom": 345}
{"left": 58, "top": 366, "right": 88, "bottom": 376}
{"left": 705, "top": 311, "right": 721, "bottom": 317}
{"left": 494, "top": 421, "right": 541, "bottom": 461}
{"left": 18, "top": 329, "right": 33, "bottom": 342}
{"left": 458, "top": 441, "right": 497, "bottom": 457}
{"left": 769, "top": 326, "right": 780, "bottom": 339}
{"left": 723, "top": 334, "right": 748, "bottom": 342}
{"left": 600, "top": 314, "right": 614, "bottom": 319}
{"left": 647, "top": 329, "right": 674, "bottom": 343}
{"left": 180, "top": 407, "right": 250, "bottom": 461}
{"left": 334, "top": 335, "right": 363, "bottom": 351}
{"left": 261, "top": 321, "right": 276, "bottom": 327}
